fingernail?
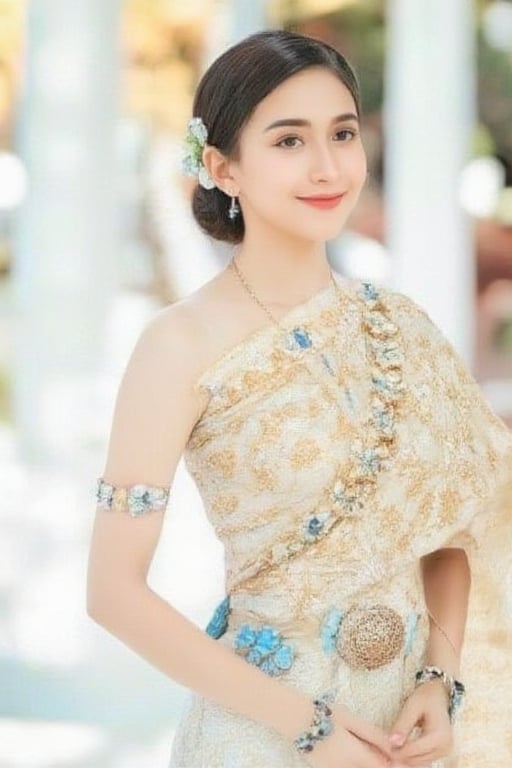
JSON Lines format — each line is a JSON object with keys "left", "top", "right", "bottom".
{"left": 389, "top": 733, "right": 405, "bottom": 747}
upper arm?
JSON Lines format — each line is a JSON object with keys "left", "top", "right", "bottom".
{"left": 87, "top": 305, "right": 203, "bottom": 610}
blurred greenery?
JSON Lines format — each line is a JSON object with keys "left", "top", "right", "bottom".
{"left": 472, "top": 123, "right": 497, "bottom": 157}
{"left": 495, "top": 318, "right": 512, "bottom": 354}
{"left": 478, "top": 31, "right": 512, "bottom": 166}
{"left": 328, "top": 3, "right": 386, "bottom": 115}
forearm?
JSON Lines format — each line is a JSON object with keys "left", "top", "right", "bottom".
{"left": 420, "top": 547, "right": 471, "bottom": 677}
{"left": 88, "top": 583, "right": 313, "bottom": 742}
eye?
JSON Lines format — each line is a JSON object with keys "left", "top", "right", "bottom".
{"left": 334, "top": 128, "right": 358, "bottom": 141}
{"left": 276, "top": 135, "right": 303, "bottom": 149}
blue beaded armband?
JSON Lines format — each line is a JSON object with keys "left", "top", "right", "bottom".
{"left": 96, "top": 477, "right": 170, "bottom": 517}
{"left": 293, "top": 694, "right": 335, "bottom": 754}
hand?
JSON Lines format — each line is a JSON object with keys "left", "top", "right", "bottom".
{"left": 388, "top": 680, "right": 454, "bottom": 767}
{"left": 304, "top": 702, "right": 393, "bottom": 768}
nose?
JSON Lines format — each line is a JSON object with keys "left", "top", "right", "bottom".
{"left": 308, "top": 140, "right": 340, "bottom": 184}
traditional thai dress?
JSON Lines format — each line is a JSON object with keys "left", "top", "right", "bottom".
{"left": 168, "top": 279, "right": 512, "bottom": 767}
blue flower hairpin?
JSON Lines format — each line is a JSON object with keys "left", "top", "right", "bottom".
{"left": 182, "top": 116, "right": 216, "bottom": 190}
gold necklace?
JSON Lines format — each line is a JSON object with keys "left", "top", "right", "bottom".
{"left": 228, "top": 254, "right": 339, "bottom": 326}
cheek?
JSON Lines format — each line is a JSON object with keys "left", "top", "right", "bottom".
{"left": 349, "top": 145, "right": 368, "bottom": 184}
{"left": 244, "top": 152, "right": 295, "bottom": 189}
{"left": 239, "top": 157, "right": 297, "bottom": 211}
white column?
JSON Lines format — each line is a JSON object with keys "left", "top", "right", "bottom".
{"left": 13, "top": 0, "right": 122, "bottom": 461}
{"left": 385, "top": 0, "right": 476, "bottom": 364}
{"left": 229, "top": 0, "right": 268, "bottom": 42}
{"left": 202, "top": 0, "right": 268, "bottom": 68}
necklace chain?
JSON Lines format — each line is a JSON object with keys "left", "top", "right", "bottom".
{"left": 228, "top": 255, "right": 339, "bottom": 325}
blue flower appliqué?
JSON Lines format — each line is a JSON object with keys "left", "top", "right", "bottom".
{"left": 284, "top": 326, "right": 313, "bottom": 351}
{"left": 358, "top": 447, "right": 382, "bottom": 475}
{"left": 234, "top": 624, "right": 295, "bottom": 677}
{"left": 205, "top": 595, "right": 231, "bottom": 639}
{"left": 320, "top": 608, "right": 345, "bottom": 654}
{"left": 362, "top": 281, "right": 379, "bottom": 303}
{"left": 303, "top": 510, "right": 332, "bottom": 543}
{"left": 307, "top": 516, "right": 324, "bottom": 537}
{"left": 404, "top": 611, "right": 420, "bottom": 655}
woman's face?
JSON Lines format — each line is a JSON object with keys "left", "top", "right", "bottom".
{"left": 230, "top": 66, "right": 367, "bottom": 243}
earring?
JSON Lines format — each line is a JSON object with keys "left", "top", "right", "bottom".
{"left": 228, "top": 195, "right": 240, "bottom": 221}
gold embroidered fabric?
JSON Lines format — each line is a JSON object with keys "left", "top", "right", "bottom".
{"left": 168, "top": 279, "right": 512, "bottom": 768}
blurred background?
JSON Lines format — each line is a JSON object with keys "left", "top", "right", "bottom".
{"left": 1, "top": 1, "right": 511, "bottom": 766}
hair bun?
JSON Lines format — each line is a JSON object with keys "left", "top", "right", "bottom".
{"left": 192, "top": 186, "right": 244, "bottom": 244}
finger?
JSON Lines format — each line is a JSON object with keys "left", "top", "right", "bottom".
{"left": 343, "top": 729, "right": 391, "bottom": 768}
{"left": 346, "top": 721, "right": 393, "bottom": 760}
{"left": 391, "top": 763, "right": 418, "bottom": 768}
{"left": 391, "top": 763, "right": 431, "bottom": 768}
{"left": 389, "top": 700, "right": 422, "bottom": 748}
{"left": 394, "top": 763, "right": 432, "bottom": 768}
{"left": 394, "top": 734, "right": 435, "bottom": 757}
{"left": 352, "top": 739, "right": 393, "bottom": 768}
{"left": 393, "top": 746, "right": 441, "bottom": 766}
{"left": 394, "top": 732, "right": 449, "bottom": 761}
{"left": 396, "top": 748, "right": 442, "bottom": 766}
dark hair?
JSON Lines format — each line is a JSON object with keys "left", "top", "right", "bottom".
{"left": 190, "top": 29, "right": 361, "bottom": 244}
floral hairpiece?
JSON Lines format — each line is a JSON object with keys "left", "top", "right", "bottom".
{"left": 181, "top": 116, "right": 216, "bottom": 190}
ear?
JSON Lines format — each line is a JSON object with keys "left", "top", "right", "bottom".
{"left": 201, "top": 145, "right": 238, "bottom": 196}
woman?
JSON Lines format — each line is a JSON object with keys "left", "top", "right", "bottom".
{"left": 86, "top": 30, "right": 512, "bottom": 768}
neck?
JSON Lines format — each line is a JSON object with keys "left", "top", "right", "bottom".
{"left": 231, "top": 229, "right": 332, "bottom": 306}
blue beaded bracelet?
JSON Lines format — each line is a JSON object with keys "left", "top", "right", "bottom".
{"left": 293, "top": 694, "right": 335, "bottom": 754}
{"left": 415, "top": 665, "right": 466, "bottom": 722}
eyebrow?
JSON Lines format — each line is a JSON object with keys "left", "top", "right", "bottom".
{"left": 263, "top": 113, "right": 359, "bottom": 132}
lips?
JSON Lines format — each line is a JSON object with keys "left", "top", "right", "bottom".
{"left": 297, "top": 193, "right": 346, "bottom": 210}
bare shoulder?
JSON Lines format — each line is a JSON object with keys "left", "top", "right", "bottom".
{"left": 132, "top": 272, "right": 234, "bottom": 394}
{"left": 152, "top": 269, "right": 251, "bottom": 373}
{"left": 148, "top": 267, "right": 358, "bottom": 383}
{"left": 141, "top": 295, "right": 204, "bottom": 375}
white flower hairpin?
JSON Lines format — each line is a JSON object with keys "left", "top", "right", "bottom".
{"left": 181, "top": 116, "right": 216, "bottom": 190}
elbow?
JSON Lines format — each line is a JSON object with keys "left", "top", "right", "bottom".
{"left": 86, "top": 569, "right": 147, "bottom": 626}
{"left": 86, "top": 570, "right": 118, "bottom": 626}
{"left": 86, "top": 586, "right": 109, "bottom": 626}
{"left": 86, "top": 588, "right": 125, "bottom": 630}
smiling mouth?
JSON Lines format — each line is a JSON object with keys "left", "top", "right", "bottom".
{"left": 299, "top": 192, "right": 345, "bottom": 200}
{"left": 296, "top": 193, "right": 346, "bottom": 209}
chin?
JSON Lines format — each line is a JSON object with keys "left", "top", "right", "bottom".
{"left": 261, "top": 208, "right": 352, "bottom": 244}
{"left": 288, "top": 218, "right": 350, "bottom": 243}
